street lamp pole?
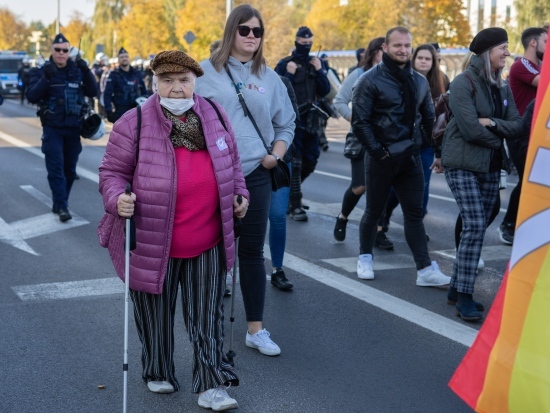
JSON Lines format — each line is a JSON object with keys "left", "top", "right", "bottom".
{"left": 56, "top": 0, "right": 60, "bottom": 33}
{"left": 226, "top": 0, "right": 232, "bottom": 20}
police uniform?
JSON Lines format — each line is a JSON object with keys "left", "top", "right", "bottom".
{"left": 274, "top": 26, "right": 330, "bottom": 219}
{"left": 26, "top": 33, "right": 98, "bottom": 221}
{"left": 103, "top": 48, "right": 147, "bottom": 123}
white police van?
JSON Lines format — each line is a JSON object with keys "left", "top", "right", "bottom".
{"left": 0, "top": 51, "right": 28, "bottom": 96}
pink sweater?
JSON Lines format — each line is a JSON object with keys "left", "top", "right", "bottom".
{"left": 170, "top": 147, "right": 222, "bottom": 258}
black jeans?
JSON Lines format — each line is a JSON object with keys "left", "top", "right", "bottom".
{"left": 239, "top": 165, "right": 272, "bottom": 322}
{"left": 360, "top": 154, "right": 431, "bottom": 270}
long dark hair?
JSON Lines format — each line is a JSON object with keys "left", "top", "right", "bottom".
{"left": 360, "top": 37, "right": 384, "bottom": 70}
{"left": 210, "top": 4, "right": 266, "bottom": 76}
{"left": 412, "top": 44, "right": 446, "bottom": 98}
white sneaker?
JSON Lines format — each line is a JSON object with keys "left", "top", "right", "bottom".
{"left": 477, "top": 258, "right": 485, "bottom": 270}
{"left": 245, "top": 329, "right": 281, "bottom": 356}
{"left": 198, "top": 385, "right": 238, "bottom": 411}
{"left": 357, "top": 254, "right": 374, "bottom": 280}
{"left": 416, "top": 261, "right": 451, "bottom": 287}
{"left": 147, "top": 380, "right": 174, "bottom": 393}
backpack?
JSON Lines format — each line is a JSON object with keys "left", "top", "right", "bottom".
{"left": 432, "top": 73, "right": 476, "bottom": 147}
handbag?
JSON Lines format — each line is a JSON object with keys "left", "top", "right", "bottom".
{"left": 343, "top": 131, "right": 364, "bottom": 159}
{"left": 224, "top": 66, "right": 290, "bottom": 192}
{"left": 385, "top": 138, "right": 415, "bottom": 160}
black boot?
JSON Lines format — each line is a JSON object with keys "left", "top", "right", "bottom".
{"left": 447, "top": 287, "right": 484, "bottom": 311}
{"left": 333, "top": 215, "right": 347, "bottom": 241}
{"left": 271, "top": 269, "right": 293, "bottom": 291}
{"left": 456, "top": 292, "right": 483, "bottom": 321}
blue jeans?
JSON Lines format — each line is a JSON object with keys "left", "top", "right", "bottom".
{"left": 269, "top": 163, "right": 292, "bottom": 269}
{"left": 420, "top": 147, "right": 434, "bottom": 215}
{"left": 41, "top": 126, "right": 82, "bottom": 210}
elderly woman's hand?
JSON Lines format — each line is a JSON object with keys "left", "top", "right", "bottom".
{"left": 117, "top": 191, "right": 136, "bottom": 217}
{"left": 431, "top": 158, "right": 444, "bottom": 174}
{"left": 261, "top": 154, "right": 279, "bottom": 170}
{"left": 233, "top": 195, "right": 249, "bottom": 219}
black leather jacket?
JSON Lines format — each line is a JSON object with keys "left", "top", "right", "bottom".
{"left": 351, "top": 61, "right": 435, "bottom": 160}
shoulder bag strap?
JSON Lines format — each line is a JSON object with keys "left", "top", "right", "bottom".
{"left": 224, "top": 65, "right": 271, "bottom": 155}
{"left": 204, "top": 97, "right": 228, "bottom": 132}
{"left": 463, "top": 73, "right": 477, "bottom": 99}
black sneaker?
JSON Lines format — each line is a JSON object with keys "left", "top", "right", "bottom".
{"left": 333, "top": 216, "right": 347, "bottom": 242}
{"left": 289, "top": 207, "right": 308, "bottom": 222}
{"left": 497, "top": 222, "right": 514, "bottom": 245}
{"left": 58, "top": 208, "right": 72, "bottom": 223}
{"left": 271, "top": 269, "right": 293, "bottom": 291}
{"left": 374, "top": 231, "right": 394, "bottom": 250}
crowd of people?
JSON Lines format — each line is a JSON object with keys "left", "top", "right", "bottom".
{"left": 19, "top": 4, "right": 547, "bottom": 409}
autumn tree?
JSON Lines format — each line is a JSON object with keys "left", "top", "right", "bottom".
{"left": 118, "top": 0, "right": 178, "bottom": 59}
{"left": 90, "top": 0, "right": 127, "bottom": 57}
{"left": 0, "top": 7, "right": 30, "bottom": 50}
{"left": 59, "top": 12, "right": 94, "bottom": 61}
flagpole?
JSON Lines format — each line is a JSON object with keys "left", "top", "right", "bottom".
{"left": 56, "top": 0, "right": 60, "bottom": 33}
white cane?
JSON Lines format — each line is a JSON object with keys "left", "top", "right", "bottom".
{"left": 123, "top": 183, "right": 133, "bottom": 413}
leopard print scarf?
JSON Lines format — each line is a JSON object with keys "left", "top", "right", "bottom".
{"left": 161, "top": 107, "right": 206, "bottom": 150}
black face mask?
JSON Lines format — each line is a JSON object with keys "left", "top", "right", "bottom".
{"left": 294, "top": 42, "right": 312, "bottom": 60}
{"left": 536, "top": 51, "right": 544, "bottom": 61}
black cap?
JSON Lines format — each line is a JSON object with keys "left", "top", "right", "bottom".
{"left": 431, "top": 43, "right": 440, "bottom": 52}
{"left": 118, "top": 47, "right": 128, "bottom": 56}
{"left": 52, "top": 33, "right": 69, "bottom": 45}
{"left": 296, "top": 26, "right": 313, "bottom": 38}
{"left": 469, "top": 27, "right": 508, "bottom": 55}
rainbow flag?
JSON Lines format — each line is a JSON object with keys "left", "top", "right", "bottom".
{"left": 449, "top": 56, "right": 550, "bottom": 412}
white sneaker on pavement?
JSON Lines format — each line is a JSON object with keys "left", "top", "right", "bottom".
{"left": 147, "top": 380, "right": 174, "bottom": 393}
{"left": 416, "top": 261, "right": 451, "bottom": 287}
{"left": 198, "top": 385, "right": 238, "bottom": 411}
{"left": 357, "top": 254, "right": 374, "bottom": 280}
{"left": 245, "top": 328, "right": 281, "bottom": 356}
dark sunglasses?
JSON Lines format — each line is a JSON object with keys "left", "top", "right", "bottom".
{"left": 54, "top": 48, "right": 69, "bottom": 53}
{"left": 237, "top": 25, "right": 264, "bottom": 38}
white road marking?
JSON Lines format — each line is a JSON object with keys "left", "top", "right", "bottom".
{"left": 12, "top": 277, "right": 123, "bottom": 301}
{"left": 434, "top": 245, "right": 512, "bottom": 261}
{"left": 0, "top": 131, "right": 99, "bottom": 183}
{"left": 322, "top": 255, "right": 414, "bottom": 273}
{"left": 264, "top": 246, "right": 478, "bottom": 347}
{"left": 0, "top": 186, "right": 89, "bottom": 255}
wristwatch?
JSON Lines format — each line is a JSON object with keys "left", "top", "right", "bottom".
{"left": 488, "top": 119, "right": 497, "bottom": 130}
{"left": 271, "top": 154, "right": 280, "bottom": 161}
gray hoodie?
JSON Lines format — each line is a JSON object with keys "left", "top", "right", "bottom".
{"left": 195, "top": 56, "right": 295, "bottom": 176}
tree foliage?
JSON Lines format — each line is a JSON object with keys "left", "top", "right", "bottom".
{"left": 118, "top": 0, "right": 178, "bottom": 59}
{"left": 0, "top": 7, "right": 30, "bottom": 50}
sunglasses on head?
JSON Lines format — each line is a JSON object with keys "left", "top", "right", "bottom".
{"left": 237, "top": 25, "right": 264, "bottom": 38}
{"left": 54, "top": 47, "right": 69, "bottom": 53}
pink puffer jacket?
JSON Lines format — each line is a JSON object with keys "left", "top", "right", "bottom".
{"left": 98, "top": 93, "right": 249, "bottom": 294}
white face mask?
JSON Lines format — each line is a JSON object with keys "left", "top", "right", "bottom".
{"left": 159, "top": 96, "right": 194, "bottom": 116}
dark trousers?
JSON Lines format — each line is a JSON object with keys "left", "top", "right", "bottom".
{"left": 360, "top": 154, "right": 431, "bottom": 270}
{"left": 41, "top": 126, "right": 82, "bottom": 211}
{"left": 130, "top": 244, "right": 238, "bottom": 393}
{"left": 503, "top": 141, "right": 527, "bottom": 225}
{"left": 239, "top": 165, "right": 272, "bottom": 322}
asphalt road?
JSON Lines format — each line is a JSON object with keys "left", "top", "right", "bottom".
{"left": 0, "top": 97, "right": 515, "bottom": 413}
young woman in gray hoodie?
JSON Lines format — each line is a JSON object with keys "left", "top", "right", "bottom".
{"left": 195, "top": 4, "right": 295, "bottom": 357}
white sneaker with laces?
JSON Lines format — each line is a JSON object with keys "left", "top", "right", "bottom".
{"left": 198, "top": 385, "right": 238, "bottom": 411}
{"left": 147, "top": 380, "right": 174, "bottom": 393}
{"left": 416, "top": 261, "right": 451, "bottom": 287}
{"left": 357, "top": 254, "right": 374, "bottom": 280}
{"left": 245, "top": 328, "right": 281, "bottom": 356}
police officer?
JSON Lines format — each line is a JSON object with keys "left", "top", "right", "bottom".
{"left": 103, "top": 47, "right": 147, "bottom": 123}
{"left": 275, "top": 26, "right": 330, "bottom": 221}
{"left": 17, "top": 57, "right": 32, "bottom": 104}
{"left": 26, "top": 33, "right": 98, "bottom": 222}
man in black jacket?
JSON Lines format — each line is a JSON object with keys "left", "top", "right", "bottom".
{"left": 26, "top": 33, "right": 98, "bottom": 222}
{"left": 275, "top": 26, "right": 330, "bottom": 221}
{"left": 351, "top": 27, "right": 450, "bottom": 286}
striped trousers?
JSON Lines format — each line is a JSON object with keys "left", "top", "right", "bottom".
{"left": 130, "top": 243, "right": 239, "bottom": 393}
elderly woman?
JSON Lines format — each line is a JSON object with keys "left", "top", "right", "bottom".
{"left": 434, "top": 28, "right": 522, "bottom": 321}
{"left": 98, "top": 50, "right": 249, "bottom": 411}
{"left": 195, "top": 4, "right": 295, "bottom": 356}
